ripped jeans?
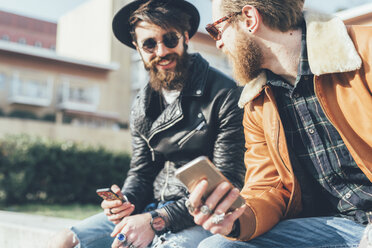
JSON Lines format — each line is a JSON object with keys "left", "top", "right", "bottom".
{"left": 151, "top": 226, "right": 212, "bottom": 248}
{"left": 70, "top": 202, "right": 211, "bottom": 248}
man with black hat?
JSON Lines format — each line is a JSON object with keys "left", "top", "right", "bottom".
{"left": 49, "top": 0, "right": 245, "bottom": 247}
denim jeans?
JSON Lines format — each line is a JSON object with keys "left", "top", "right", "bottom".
{"left": 198, "top": 217, "right": 366, "bottom": 248}
{"left": 71, "top": 212, "right": 211, "bottom": 248}
{"left": 71, "top": 212, "right": 115, "bottom": 248}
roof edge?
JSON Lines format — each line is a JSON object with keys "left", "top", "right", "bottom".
{"left": 335, "top": 3, "right": 372, "bottom": 20}
{"left": 0, "top": 40, "right": 119, "bottom": 71}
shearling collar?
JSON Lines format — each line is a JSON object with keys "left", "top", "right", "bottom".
{"left": 238, "top": 11, "right": 362, "bottom": 108}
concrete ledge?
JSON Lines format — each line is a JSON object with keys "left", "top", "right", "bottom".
{"left": 0, "top": 210, "right": 79, "bottom": 248}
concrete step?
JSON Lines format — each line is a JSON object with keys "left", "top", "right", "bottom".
{"left": 0, "top": 210, "right": 79, "bottom": 248}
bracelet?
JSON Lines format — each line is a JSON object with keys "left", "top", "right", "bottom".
{"left": 155, "top": 208, "right": 170, "bottom": 228}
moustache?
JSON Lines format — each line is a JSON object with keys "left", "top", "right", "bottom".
{"left": 149, "top": 53, "right": 180, "bottom": 68}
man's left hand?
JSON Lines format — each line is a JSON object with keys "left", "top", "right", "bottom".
{"left": 110, "top": 212, "right": 154, "bottom": 248}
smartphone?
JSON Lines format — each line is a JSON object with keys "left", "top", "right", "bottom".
{"left": 175, "top": 156, "right": 245, "bottom": 211}
{"left": 96, "top": 188, "right": 126, "bottom": 202}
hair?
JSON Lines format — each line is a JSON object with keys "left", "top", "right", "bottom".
{"left": 219, "top": 0, "right": 304, "bottom": 32}
{"left": 129, "top": 0, "right": 192, "bottom": 43}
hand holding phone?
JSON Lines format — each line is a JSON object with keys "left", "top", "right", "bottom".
{"left": 175, "top": 156, "right": 245, "bottom": 211}
{"left": 96, "top": 188, "right": 127, "bottom": 202}
{"left": 96, "top": 185, "right": 134, "bottom": 225}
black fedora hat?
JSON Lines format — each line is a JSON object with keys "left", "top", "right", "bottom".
{"left": 112, "top": 0, "right": 200, "bottom": 49}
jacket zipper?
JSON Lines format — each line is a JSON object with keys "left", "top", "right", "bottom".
{"left": 160, "top": 161, "right": 170, "bottom": 202}
{"left": 177, "top": 121, "right": 206, "bottom": 147}
{"left": 139, "top": 115, "right": 183, "bottom": 162}
{"left": 139, "top": 133, "right": 156, "bottom": 161}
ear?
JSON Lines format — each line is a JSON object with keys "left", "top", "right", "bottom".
{"left": 184, "top": 31, "right": 190, "bottom": 44}
{"left": 241, "top": 5, "right": 261, "bottom": 33}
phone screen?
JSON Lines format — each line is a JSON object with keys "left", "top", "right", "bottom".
{"left": 96, "top": 188, "right": 125, "bottom": 202}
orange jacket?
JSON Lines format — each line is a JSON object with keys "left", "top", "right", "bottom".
{"left": 234, "top": 12, "right": 372, "bottom": 241}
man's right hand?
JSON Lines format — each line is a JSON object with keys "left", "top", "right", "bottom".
{"left": 188, "top": 180, "right": 246, "bottom": 236}
{"left": 101, "top": 184, "right": 135, "bottom": 224}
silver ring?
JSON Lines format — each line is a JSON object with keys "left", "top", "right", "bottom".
{"left": 211, "top": 212, "right": 225, "bottom": 224}
{"left": 185, "top": 199, "right": 196, "bottom": 213}
{"left": 129, "top": 245, "right": 136, "bottom": 248}
{"left": 200, "top": 205, "right": 213, "bottom": 215}
{"left": 116, "top": 233, "right": 126, "bottom": 243}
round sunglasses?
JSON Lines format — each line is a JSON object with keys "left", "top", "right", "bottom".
{"left": 140, "top": 32, "right": 182, "bottom": 54}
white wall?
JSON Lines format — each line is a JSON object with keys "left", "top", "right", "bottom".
{"left": 56, "top": 0, "right": 113, "bottom": 64}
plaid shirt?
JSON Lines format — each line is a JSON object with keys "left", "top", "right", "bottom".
{"left": 267, "top": 23, "right": 372, "bottom": 224}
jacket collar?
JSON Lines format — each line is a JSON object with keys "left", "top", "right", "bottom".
{"left": 131, "top": 53, "right": 209, "bottom": 136}
{"left": 238, "top": 11, "right": 362, "bottom": 108}
{"left": 182, "top": 53, "right": 209, "bottom": 97}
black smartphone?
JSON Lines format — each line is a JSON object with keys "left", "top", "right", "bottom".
{"left": 96, "top": 188, "right": 126, "bottom": 202}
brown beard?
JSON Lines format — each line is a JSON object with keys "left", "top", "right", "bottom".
{"left": 143, "top": 49, "right": 190, "bottom": 92}
{"left": 225, "top": 31, "right": 263, "bottom": 86}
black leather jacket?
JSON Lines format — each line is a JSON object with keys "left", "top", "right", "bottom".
{"left": 122, "top": 53, "right": 245, "bottom": 233}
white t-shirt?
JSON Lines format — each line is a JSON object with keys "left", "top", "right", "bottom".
{"left": 161, "top": 88, "right": 181, "bottom": 105}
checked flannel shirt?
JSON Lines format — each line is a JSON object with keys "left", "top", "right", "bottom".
{"left": 266, "top": 23, "right": 372, "bottom": 225}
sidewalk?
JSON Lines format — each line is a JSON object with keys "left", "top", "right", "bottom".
{"left": 0, "top": 210, "right": 79, "bottom": 248}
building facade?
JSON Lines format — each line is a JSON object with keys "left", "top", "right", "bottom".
{"left": 56, "top": 0, "right": 230, "bottom": 127}
{"left": 0, "top": 0, "right": 229, "bottom": 151}
{"left": 0, "top": 10, "right": 56, "bottom": 50}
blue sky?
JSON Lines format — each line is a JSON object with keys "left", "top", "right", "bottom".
{"left": 0, "top": 0, "right": 370, "bottom": 23}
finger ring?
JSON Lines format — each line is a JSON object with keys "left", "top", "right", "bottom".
{"left": 116, "top": 233, "right": 126, "bottom": 243}
{"left": 109, "top": 209, "right": 114, "bottom": 215}
{"left": 200, "top": 205, "right": 213, "bottom": 215}
{"left": 211, "top": 212, "right": 225, "bottom": 224}
{"left": 185, "top": 199, "right": 196, "bottom": 213}
{"left": 129, "top": 245, "right": 136, "bottom": 248}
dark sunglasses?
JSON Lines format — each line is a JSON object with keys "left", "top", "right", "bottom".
{"left": 205, "top": 12, "right": 240, "bottom": 41}
{"left": 140, "top": 32, "right": 182, "bottom": 54}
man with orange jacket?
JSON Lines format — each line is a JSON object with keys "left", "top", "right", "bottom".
{"left": 187, "top": 0, "right": 372, "bottom": 247}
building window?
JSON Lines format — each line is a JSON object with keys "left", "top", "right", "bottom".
{"left": 34, "top": 41, "right": 42, "bottom": 47}
{"left": 58, "top": 78, "right": 100, "bottom": 109}
{"left": 68, "top": 87, "right": 92, "bottom": 103}
{"left": 18, "top": 38, "right": 26, "bottom": 44}
{"left": 9, "top": 72, "right": 53, "bottom": 106}
{"left": 1, "top": 34, "right": 10, "bottom": 41}
{"left": 19, "top": 79, "right": 48, "bottom": 98}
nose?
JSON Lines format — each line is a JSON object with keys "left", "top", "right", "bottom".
{"left": 216, "top": 39, "right": 224, "bottom": 50}
{"left": 155, "top": 42, "right": 170, "bottom": 57}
